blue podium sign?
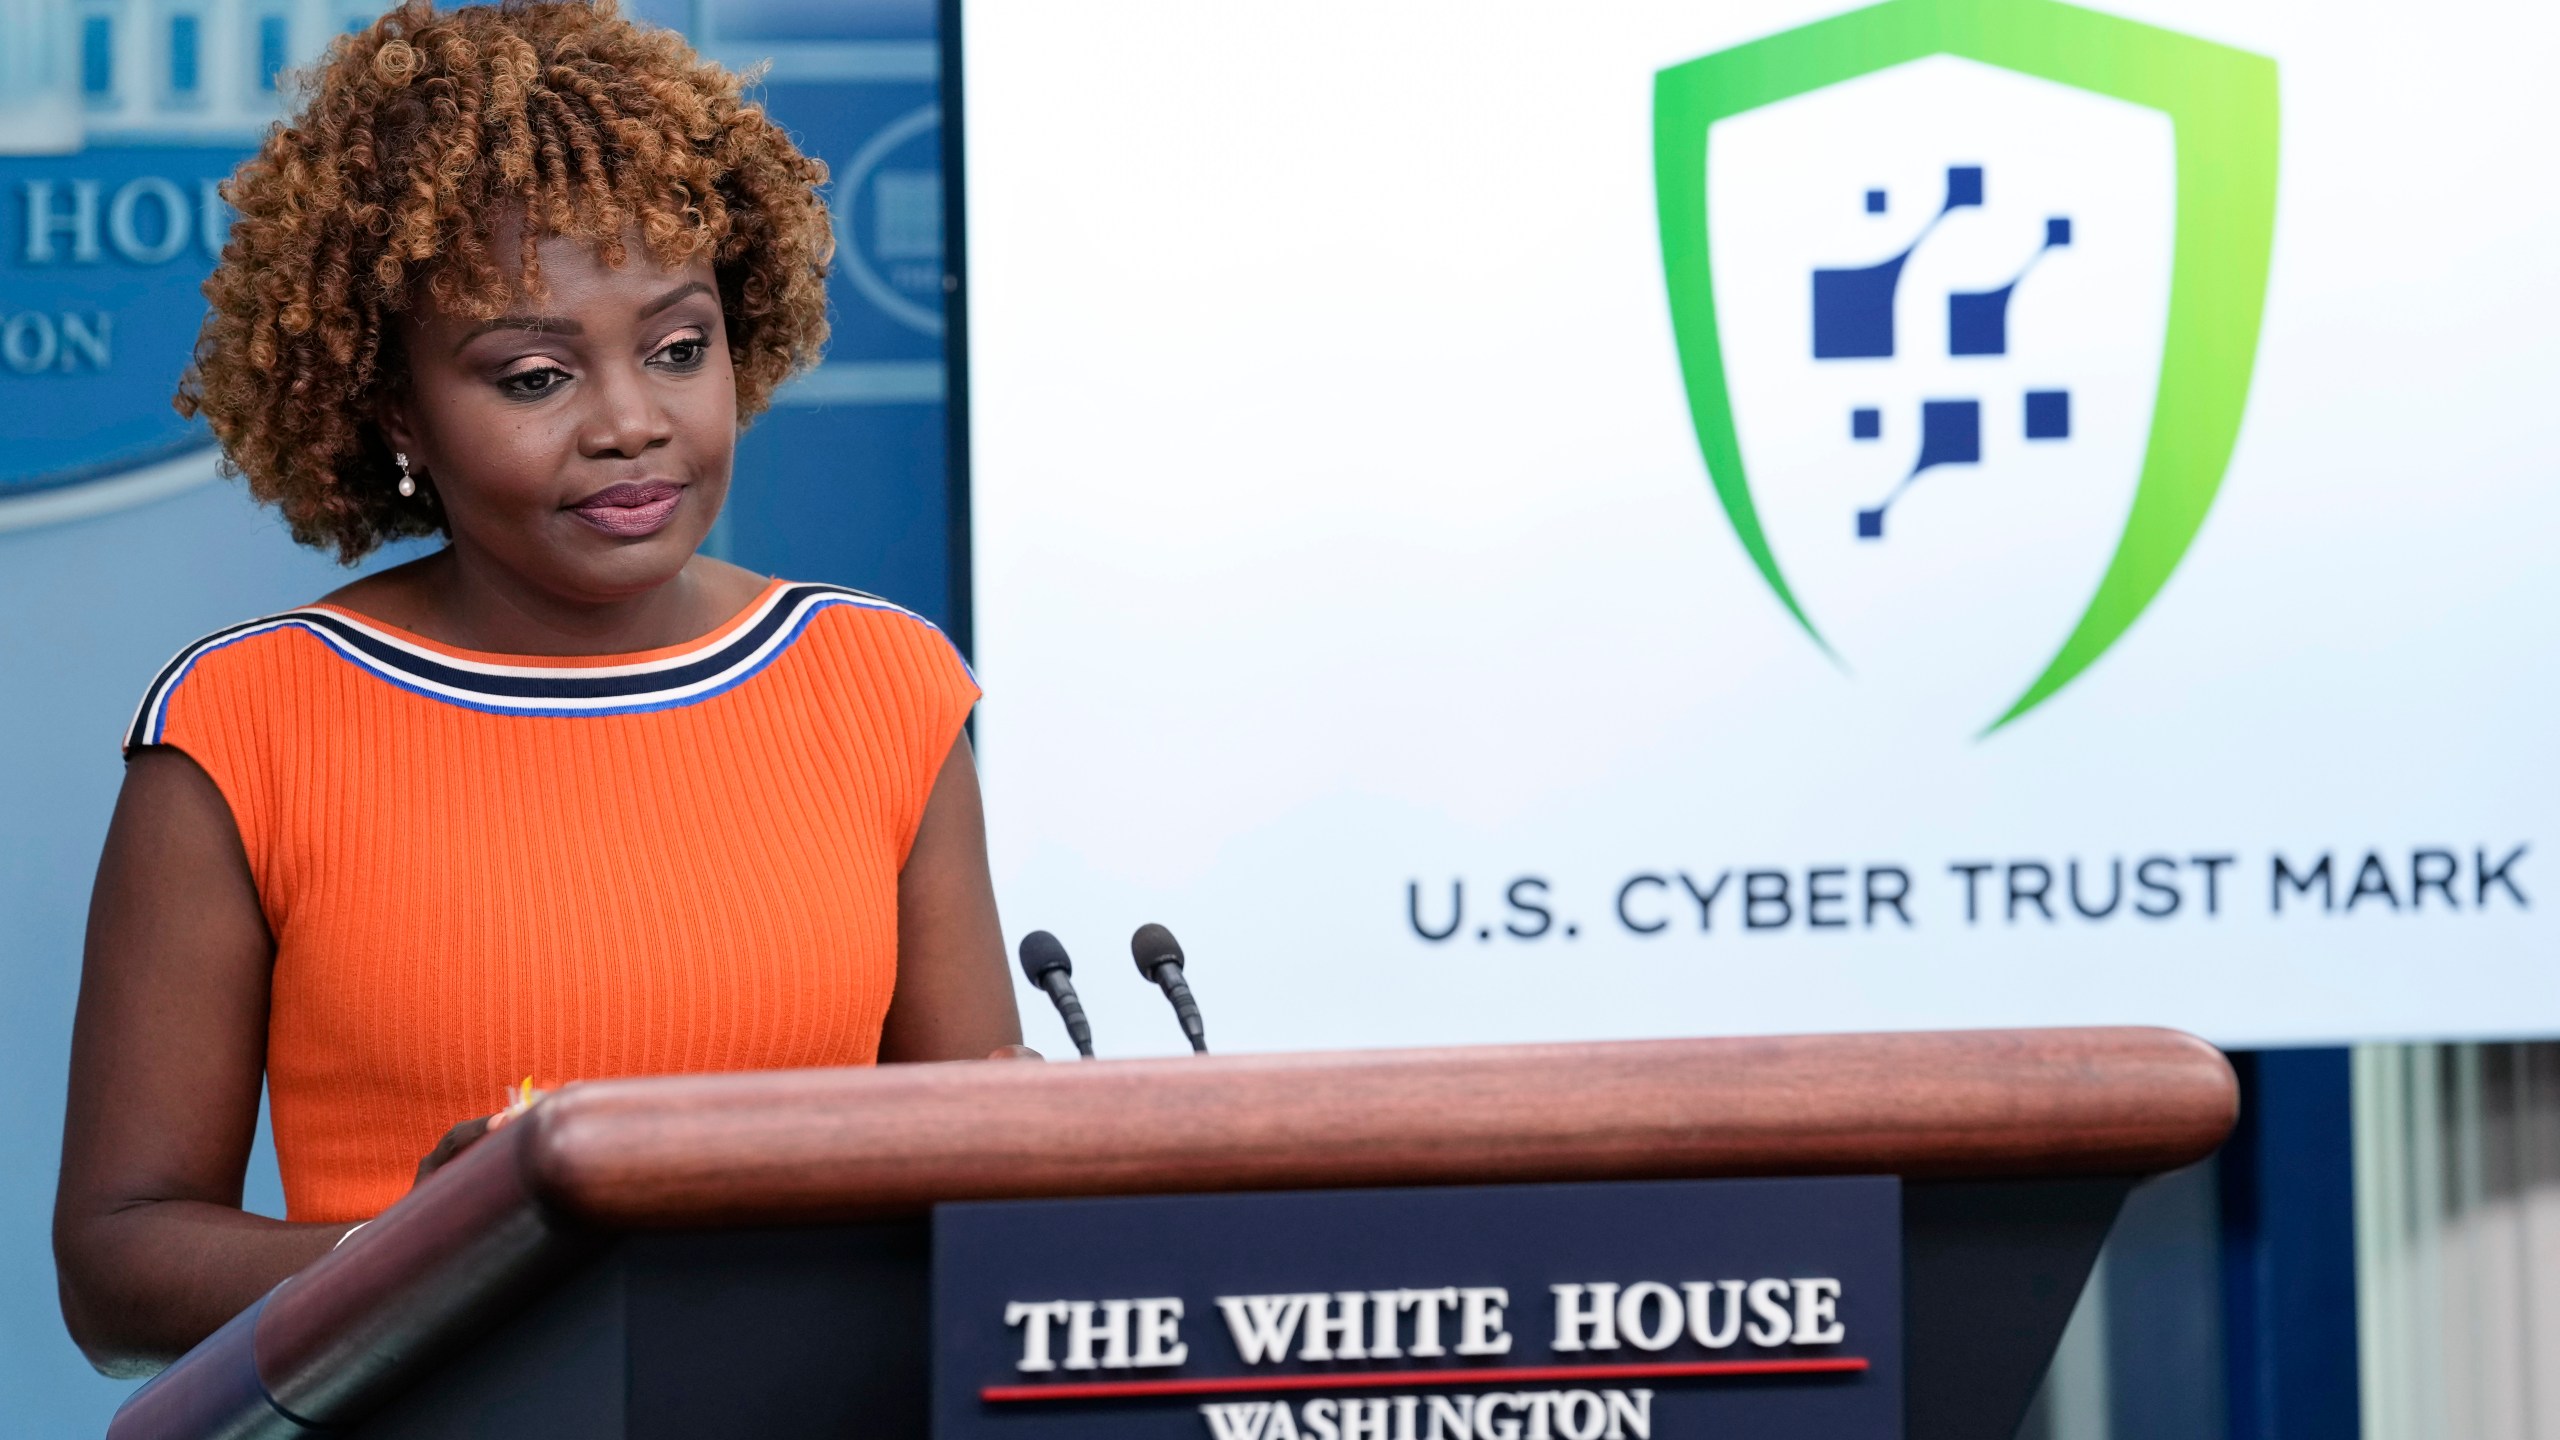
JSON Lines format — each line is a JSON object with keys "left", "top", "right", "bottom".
{"left": 934, "top": 1177, "right": 1901, "bottom": 1440}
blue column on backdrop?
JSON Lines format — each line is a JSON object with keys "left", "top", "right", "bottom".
{"left": 683, "top": 0, "right": 959, "bottom": 635}
{"left": 2219, "top": 1048, "right": 2361, "bottom": 1440}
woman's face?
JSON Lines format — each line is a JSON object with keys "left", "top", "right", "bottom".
{"left": 384, "top": 231, "right": 736, "bottom": 606}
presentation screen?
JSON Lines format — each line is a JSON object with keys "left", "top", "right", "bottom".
{"left": 957, "top": 0, "right": 2556, "bottom": 1054}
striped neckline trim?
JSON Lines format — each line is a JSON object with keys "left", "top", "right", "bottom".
{"left": 129, "top": 582, "right": 949, "bottom": 745}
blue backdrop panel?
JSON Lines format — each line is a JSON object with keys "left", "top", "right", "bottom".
{"left": 730, "top": 403, "right": 951, "bottom": 625}
{"left": 722, "top": 55, "right": 956, "bottom": 628}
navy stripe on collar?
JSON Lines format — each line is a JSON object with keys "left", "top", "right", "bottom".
{"left": 128, "top": 584, "right": 955, "bottom": 746}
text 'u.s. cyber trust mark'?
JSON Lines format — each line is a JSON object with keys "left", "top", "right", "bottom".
{"left": 1408, "top": 846, "right": 2531, "bottom": 944}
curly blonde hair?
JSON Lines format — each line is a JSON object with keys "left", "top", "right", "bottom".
{"left": 177, "top": 0, "right": 834, "bottom": 561}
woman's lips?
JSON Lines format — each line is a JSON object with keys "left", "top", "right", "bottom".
{"left": 568, "top": 481, "right": 683, "bottom": 537}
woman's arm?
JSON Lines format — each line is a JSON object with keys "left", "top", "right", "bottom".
{"left": 879, "top": 731, "right": 1029, "bottom": 1062}
{"left": 58, "top": 727, "right": 1020, "bottom": 1370}
{"left": 53, "top": 750, "right": 352, "bottom": 1374}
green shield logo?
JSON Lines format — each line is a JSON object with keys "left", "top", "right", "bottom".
{"left": 1654, "top": 0, "right": 2277, "bottom": 731}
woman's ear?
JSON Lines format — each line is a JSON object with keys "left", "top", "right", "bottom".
{"left": 377, "top": 391, "right": 421, "bottom": 469}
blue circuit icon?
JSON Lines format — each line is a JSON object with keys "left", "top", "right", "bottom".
{"left": 1816, "top": 165, "right": 2074, "bottom": 539}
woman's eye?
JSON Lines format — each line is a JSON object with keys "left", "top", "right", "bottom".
{"left": 656, "top": 337, "right": 707, "bottom": 369}
{"left": 499, "top": 366, "right": 569, "bottom": 399}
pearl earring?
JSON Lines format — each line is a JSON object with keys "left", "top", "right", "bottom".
{"left": 396, "top": 452, "right": 416, "bottom": 498}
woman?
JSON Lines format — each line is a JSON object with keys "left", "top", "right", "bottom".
{"left": 52, "top": 0, "right": 1024, "bottom": 1373}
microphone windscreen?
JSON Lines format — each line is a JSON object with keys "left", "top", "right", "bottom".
{"left": 1131, "top": 922, "right": 1185, "bottom": 976}
{"left": 1019, "top": 929, "right": 1072, "bottom": 981}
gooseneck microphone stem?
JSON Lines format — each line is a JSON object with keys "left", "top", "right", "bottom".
{"left": 1150, "top": 966, "right": 1208, "bottom": 1053}
{"left": 1040, "top": 973, "right": 1095, "bottom": 1058}
{"left": 1130, "top": 923, "right": 1209, "bottom": 1054}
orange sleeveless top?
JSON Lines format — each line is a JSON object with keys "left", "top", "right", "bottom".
{"left": 125, "top": 579, "right": 978, "bottom": 1222}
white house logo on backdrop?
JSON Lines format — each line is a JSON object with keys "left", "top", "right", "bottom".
{"left": 0, "top": 0, "right": 371, "bottom": 532}
{"left": 834, "top": 103, "right": 946, "bottom": 339}
{"left": 1654, "top": 0, "right": 2277, "bottom": 734}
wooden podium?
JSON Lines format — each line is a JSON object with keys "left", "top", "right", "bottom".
{"left": 112, "top": 1027, "right": 2235, "bottom": 1440}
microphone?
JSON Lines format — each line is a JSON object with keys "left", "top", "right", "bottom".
{"left": 1017, "top": 930, "right": 1095, "bottom": 1059}
{"left": 1130, "top": 923, "right": 1208, "bottom": 1054}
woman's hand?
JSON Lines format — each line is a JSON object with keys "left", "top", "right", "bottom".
{"left": 986, "top": 1044, "right": 1043, "bottom": 1061}
{"left": 413, "top": 1092, "right": 543, "bottom": 1188}
{"left": 413, "top": 1115, "right": 495, "bottom": 1187}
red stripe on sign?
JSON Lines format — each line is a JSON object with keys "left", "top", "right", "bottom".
{"left": 981, "top": 1356, "right": 1869, "bottom": 1402}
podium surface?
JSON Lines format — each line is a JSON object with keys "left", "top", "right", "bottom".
{"left": 114, "top": 1027, "right": 2237, "bottom": 1440}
